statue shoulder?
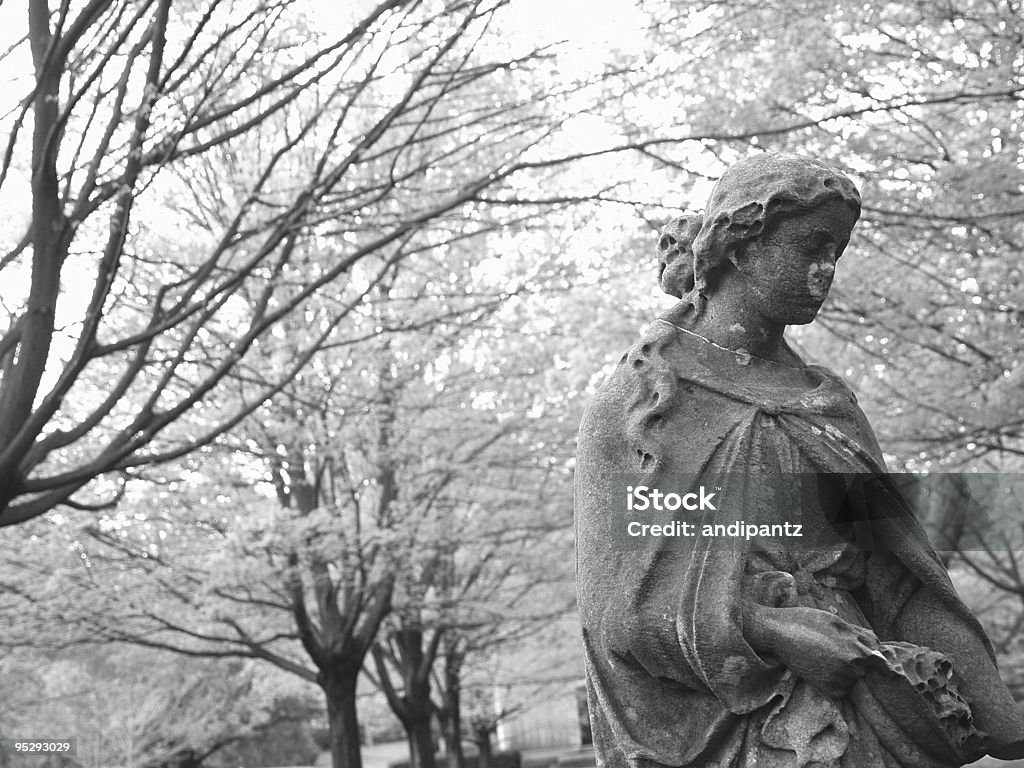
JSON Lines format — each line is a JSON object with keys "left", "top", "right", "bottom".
{"left": 578, "top": 323, "right": 683, "bottom": 467}
{"left": 576, "top": 351, "right": 638, "bottom": 460}
{"left": 586, "top": 322, "right": 680, "bottom": 412}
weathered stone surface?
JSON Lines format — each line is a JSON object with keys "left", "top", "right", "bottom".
{"left": 575, "top": 152, "right": 1024, "bottom": 768}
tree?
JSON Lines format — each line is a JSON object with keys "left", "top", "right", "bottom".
{"left": 0, "top": 249, "right": 585, "bottom": 768}
{"left": 449, "top": 617, "right": 585, "bottom": 768}
{"left": 369, "top": 504, "right": 572, "bottom": 768}
{"left": 0, "top": 0, "right": 648, "bottom": 527}
{"left": 213, "top": 694, "right": 323, "bottom": 768}
{"left": 0, "top": 644, "right": 305, "bottom": 768}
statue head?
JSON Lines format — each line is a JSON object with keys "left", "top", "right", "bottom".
{"left": 663, "top": 152, "right": 861, "bottom": 315}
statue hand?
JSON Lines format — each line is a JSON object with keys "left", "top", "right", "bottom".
{"left": 767, "top": 606, "right": 879, "bottom": 699}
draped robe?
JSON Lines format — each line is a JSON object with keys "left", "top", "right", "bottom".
{"left": 574, "top": 318, "right": 996, "bottom": 768}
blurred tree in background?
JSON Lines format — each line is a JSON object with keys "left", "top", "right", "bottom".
{"left": 0, "top": 646, "right": 320, "bottom": 768}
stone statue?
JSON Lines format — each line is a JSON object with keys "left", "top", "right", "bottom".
{"left": 575, "top": 152, "right": 1024, "bottom": 768}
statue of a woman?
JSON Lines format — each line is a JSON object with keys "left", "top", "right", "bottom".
{"left": 575, "top": 153, "right": 1024, "bottom": 768}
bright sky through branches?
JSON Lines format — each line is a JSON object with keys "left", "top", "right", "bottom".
{"left": 0, "top": 0, "right": 652, "bottom": 371}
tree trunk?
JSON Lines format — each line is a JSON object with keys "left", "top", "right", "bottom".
{"left": 441, "top": 653, "right": 465, "bottom": 768}
{"left": 373, "top": 627, "right": 441, "bottom": 768}
{"left": 474, "top": 728, "right": 493, "bottom": 768}
{"left": 321, "top": 668, "right": 363, "bottom": 768}
{"left": 407, "top": 712, "right": 437, "bottom": 768}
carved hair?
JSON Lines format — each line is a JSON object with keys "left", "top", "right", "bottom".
{"left": 660, "top": 152, "right": 861, "bottom": 313}
{"left": 656, "top": 213, "right": 703, "bottom": 299}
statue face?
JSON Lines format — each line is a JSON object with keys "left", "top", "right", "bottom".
{"left": 731, "top": 198, "right": 857, "bottom": 326}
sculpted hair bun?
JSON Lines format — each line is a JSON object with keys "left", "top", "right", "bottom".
{"left": 657, "top": 214, "right": 703, "bottom": 299}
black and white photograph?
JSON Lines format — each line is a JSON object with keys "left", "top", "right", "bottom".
{"left": 1, "top": 1, "right": 1023, "bottom": 767}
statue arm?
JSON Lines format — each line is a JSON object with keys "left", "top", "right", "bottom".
{"left": 893, "top": 586, "right": 1024, "bottom": 758}
{"left": 742, "top": 600, "right": 877, "bottom": 698}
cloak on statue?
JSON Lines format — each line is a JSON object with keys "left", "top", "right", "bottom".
{"left": 574, "top": 317, "right": 996, "bottom": 768}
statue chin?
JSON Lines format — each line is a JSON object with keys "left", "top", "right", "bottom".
{"left": 780, "top": 303, "right": 824, "bottom": 326}
{"left": 788, "top": 312, "right": 820, "bottom": 326}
